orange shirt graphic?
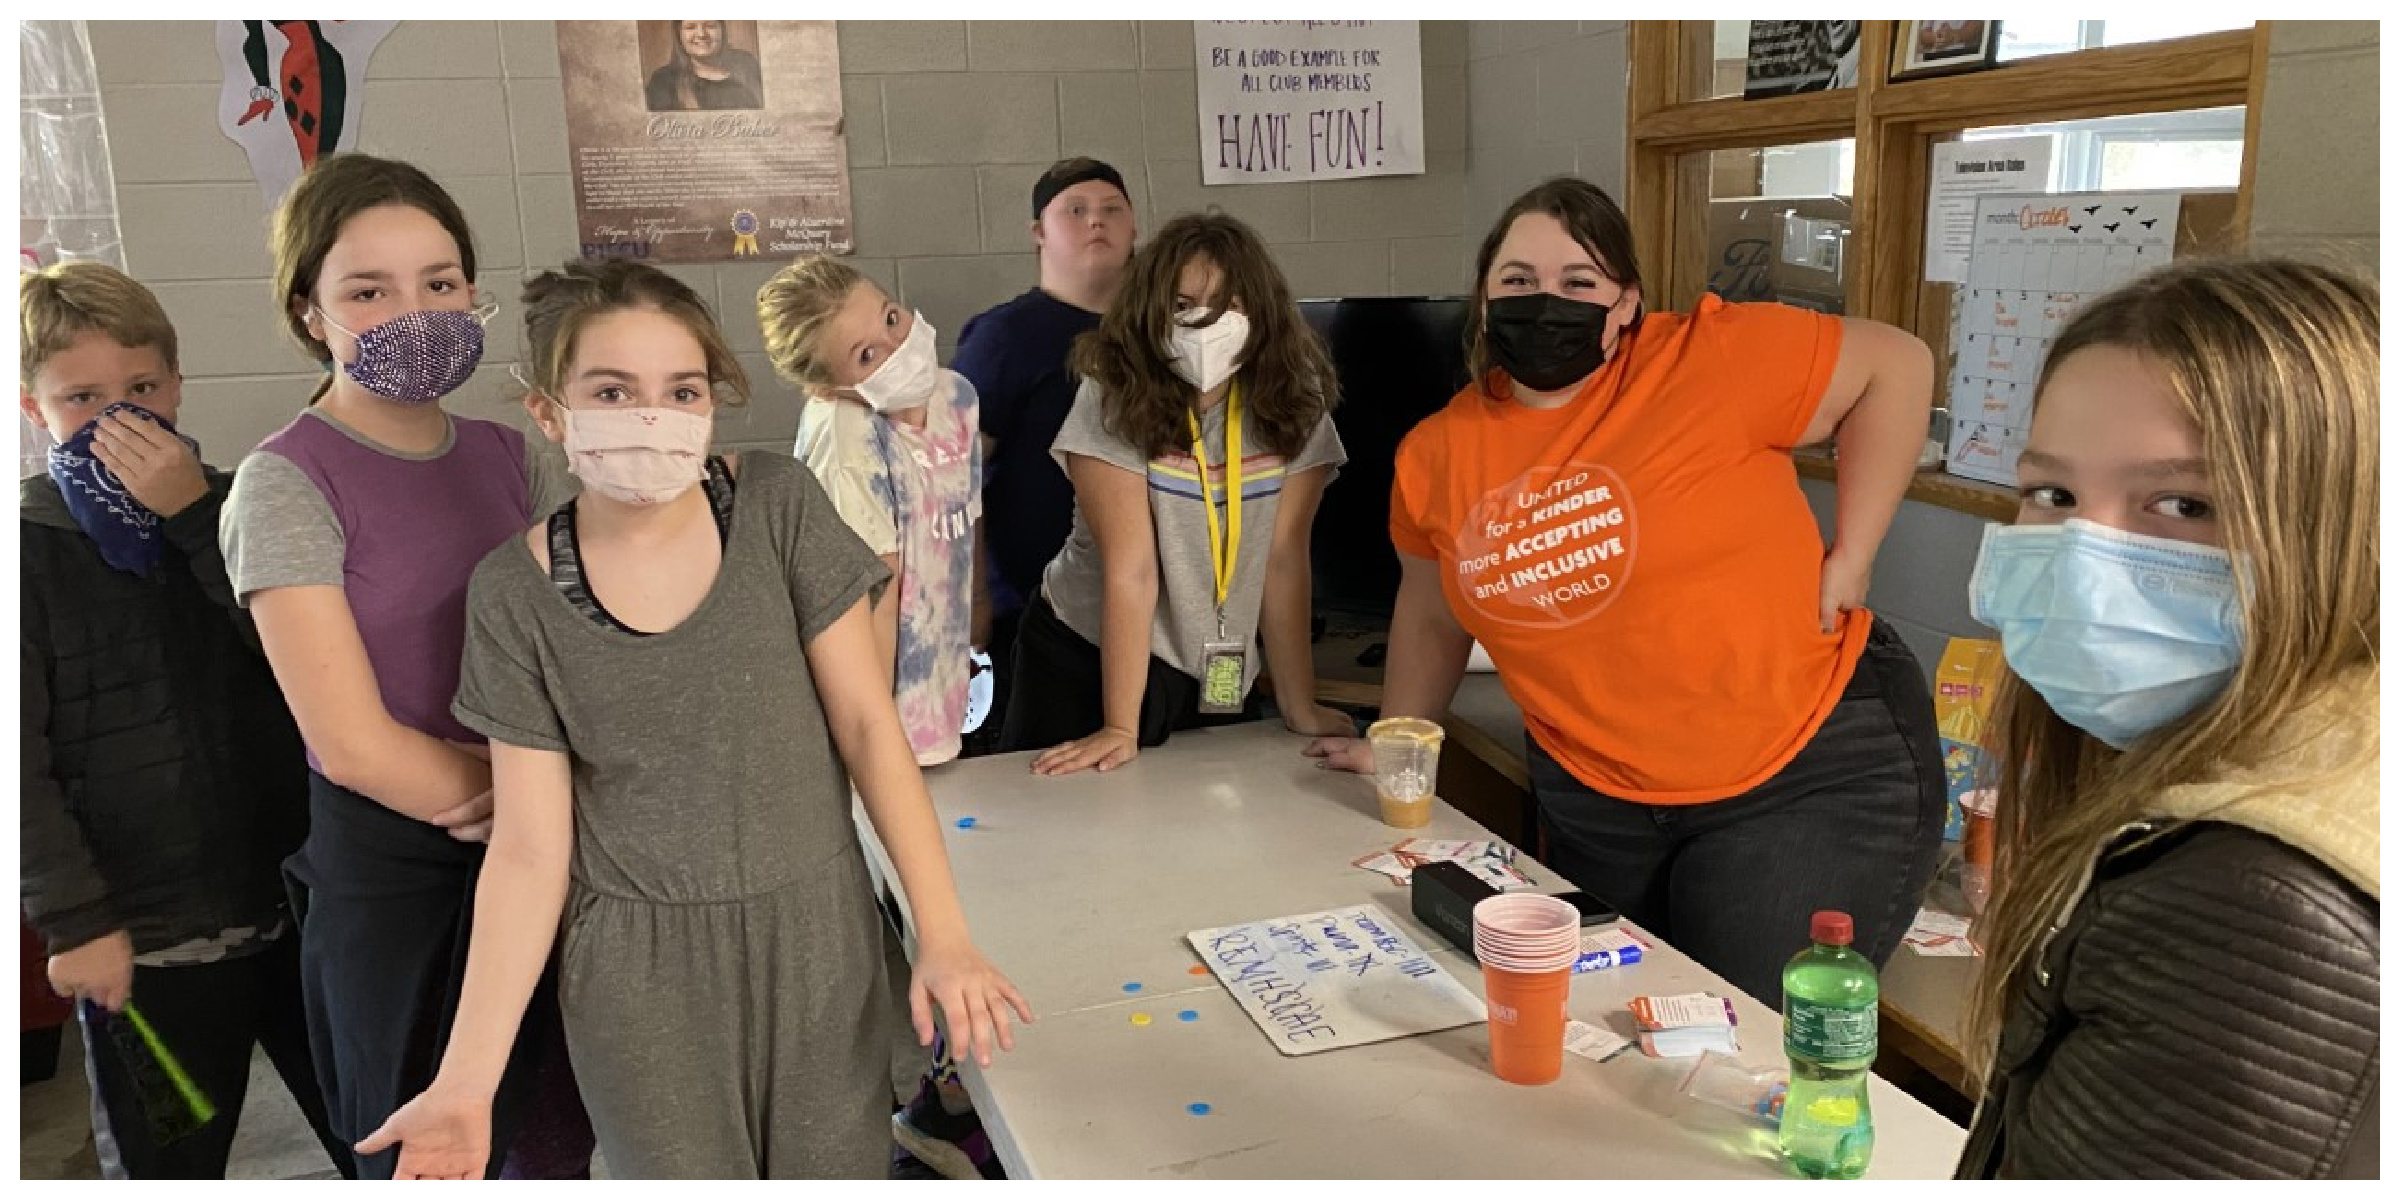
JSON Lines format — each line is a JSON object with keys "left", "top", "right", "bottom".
{"left": 1391, "top": 295, "right": 1867, "bottom": 803}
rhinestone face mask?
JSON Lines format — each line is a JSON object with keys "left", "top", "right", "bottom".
{"left": 317, "top": 304, "right": 493, "bottom": 403}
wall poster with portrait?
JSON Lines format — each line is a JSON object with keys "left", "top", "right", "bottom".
{"left": 556, "top": 20, "right": 852, "bottom": 263}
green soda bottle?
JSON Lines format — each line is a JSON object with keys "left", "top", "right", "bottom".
{"left": 1778, "top": 910, "right": 1877, "bottom": 1179}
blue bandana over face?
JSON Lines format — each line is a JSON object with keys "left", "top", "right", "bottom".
{"left": 44, "top": 403, "right": 199, "bottom": 576}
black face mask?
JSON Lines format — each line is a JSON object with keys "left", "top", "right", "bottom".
{"left": 1484, "top": 291, "right": 1637, "bottom": 393}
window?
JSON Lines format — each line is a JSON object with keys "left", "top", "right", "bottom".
{"left": 1629, "top": 20, "right": 2260, "bottom": 513}
{"left": 1996, "top": 18, "right": 2251, "bottom": 63}
{"left": 1961, "top": 107, "right": 2245, "bottom": 193}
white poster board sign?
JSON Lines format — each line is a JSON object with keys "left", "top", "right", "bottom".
{"left": 1193, "top": 21, "right": 1424, "bottom": 184}
{"left": 1188, "top": 903, "right": 1483, "bottom": 1057}
{"left": 1946, "top": 191, "right": 2181, "bottom": 486}
{"left": 1923, "top": 136, "right": 2054, "bottom": 284}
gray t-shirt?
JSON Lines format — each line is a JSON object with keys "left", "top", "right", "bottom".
{"left": 1041, "top": 379, "right": 1346, "bottom": 693}
{"left": 451, "top": 452, "right": 888, "bottom": 903}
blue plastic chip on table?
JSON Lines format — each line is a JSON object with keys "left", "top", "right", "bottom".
{"left": 1122, "top": 981, "right": 1143, "bottom": 993}
{"left": 1187, "top": 1102, "right": 1212, "bottom": 1116}
{"left": 1178, "top": 1010, "right": 1200, "bottom": 1022}
{"left": 954, "top": 817, "right": 978, "bottom": 829}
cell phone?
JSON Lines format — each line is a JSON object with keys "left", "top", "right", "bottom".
{"left": 1553, "top": 890, "right": 1620, "bottom": 927}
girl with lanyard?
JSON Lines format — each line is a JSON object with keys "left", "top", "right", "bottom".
{"left": 357, "top": 260, "right": 1028, "bottom": 1178}
{"left": 1002, "top": 211, "right": 1356, "bottom": 774}
{"left": 219, "top": 153, "right": 591, "bottom": 1179}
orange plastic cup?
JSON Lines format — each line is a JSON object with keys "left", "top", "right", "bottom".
{"left": 1482, "top": 963, "right": 1572, "bottom": 1085}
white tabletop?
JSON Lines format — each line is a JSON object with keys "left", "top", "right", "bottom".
{"left": 859, "top": 723, "right": 1965, "bottom": 1179}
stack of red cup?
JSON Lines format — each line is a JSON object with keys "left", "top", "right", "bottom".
{"left": 1472, "top": 893, "right": 1581, "bottom": 1085}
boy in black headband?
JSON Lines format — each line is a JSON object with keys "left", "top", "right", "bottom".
{"left": 952, "top": 158, "right": 1137, "bottom": 757}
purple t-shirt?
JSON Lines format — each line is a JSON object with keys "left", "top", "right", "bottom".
{"left": 223, "top": 409, "right": 546, "bottom": 757}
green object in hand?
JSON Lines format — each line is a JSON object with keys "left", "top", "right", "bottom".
{"left": 104, "top": 1001, "right": 219, "bottom": 1143}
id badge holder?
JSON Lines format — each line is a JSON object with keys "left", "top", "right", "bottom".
{"left": 1199, "top": 638, "right": 1247, "bottom": 714}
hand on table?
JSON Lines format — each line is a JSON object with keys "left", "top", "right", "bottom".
{"left": 1282, "top": 702, "right": 1359, "bottom": 739}
{"left": 910, "top": 938, "right": 1035, "bottom": 1069}
{"left": 1031, "top": 726, "right": 1137, "bottom": 776}
{"left": 1301, "top": 736, "right": 1374, "bottom": 776}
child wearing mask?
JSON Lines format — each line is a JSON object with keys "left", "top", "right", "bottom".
{"left": 219, "top": 153, "right": 592, "bottom": 1179}
{"left": 1003, "top": 211, "right": 1354, "bottom": 774}
{"left": 1956, "top": 258, "right": 2378, "bottom": 1179}
{"left": 20, "top": 262, "right": 350, "bottom": 1179}
{"left": 358, "top": 260, "right": 1030, "bottom": 1179}
{"left": 762, "top": 257, "right": 982, "bottom": 768}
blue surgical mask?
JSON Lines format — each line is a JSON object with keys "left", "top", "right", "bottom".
{"left": 1968, "top": 519, "right": 2243, "bottom": 749}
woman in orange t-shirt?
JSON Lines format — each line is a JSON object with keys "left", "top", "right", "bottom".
{"left": 1309, "top": 178, "right": 1947, "bottom": 1006}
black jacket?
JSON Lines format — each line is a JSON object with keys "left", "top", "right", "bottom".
{"left": 1958, "top": 821, "right": 2379, "bottom": 1179}
{"left": 19, "top": 470, "right": 310, "bottom": 956}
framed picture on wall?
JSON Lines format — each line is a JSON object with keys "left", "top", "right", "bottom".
{"left": 1892, "top": 20, "right": 2002, "bottom": 81}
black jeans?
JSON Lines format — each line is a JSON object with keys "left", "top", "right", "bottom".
{"left": 998, "top": 591, "right": 1262, "bottom": 752}
{"left": 1529, "top": 616, "right": 1947, "bottom": 1009}
{"left": 80, "top": 934, "right": 355, "bottom": 1180}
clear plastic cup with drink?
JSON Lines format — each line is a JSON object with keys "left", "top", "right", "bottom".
{"left": 1366, "top": 716, "right": 1443, "bottom": 830}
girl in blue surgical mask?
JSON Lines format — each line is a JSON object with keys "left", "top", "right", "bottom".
{"left": 1955, "top": 258, "right": 2379, "bottom": 1179}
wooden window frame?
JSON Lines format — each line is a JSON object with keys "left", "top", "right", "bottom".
{"left": 1627, "top": 22, "right": 2265, "bottom": 520}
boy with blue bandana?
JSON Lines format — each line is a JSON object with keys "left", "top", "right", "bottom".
{"left": 19, "top": 262, "right": 349, "bottom": 1179}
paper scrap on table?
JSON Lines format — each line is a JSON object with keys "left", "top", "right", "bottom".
{"left": 1350, "top": 838, "right": 1536, "bottom": 889}
{"left": 1904, "top": 906, "right": 1982, "bottom": 957}
{"left": 1564, "top": 1019, "right": 1634, "bottom": 1063}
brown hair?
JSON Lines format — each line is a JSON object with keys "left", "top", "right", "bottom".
{"left": 519, "top": 259, "right": 750, "bottom": 406}
{"left": 1465, "top": 177, "right": 1644, "bottom": 394}
{"left": 755, "top": 254, "right": 869, "bottom": 394}
{"left": 1070, "top": 210, "right": 1337, "bottom": 460}
{"left": 269, "top": 154, "right": 477, "bottom": 398}
{"left": 657, "top": 21, "right": 760, "bottom": 110}
{"left": 20, "top": 261, "right": 180, "bottom": 387}
{"left": 1963, "top": 257, "right": 2380, "bottom": 1082}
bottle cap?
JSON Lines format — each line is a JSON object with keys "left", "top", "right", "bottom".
{"left": 1811, "top": 910, "right": 1853, "bottom": 946}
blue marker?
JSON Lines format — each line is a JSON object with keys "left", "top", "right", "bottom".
{"left": 1572, "top": 946, "right": 1644, "bottom": 974}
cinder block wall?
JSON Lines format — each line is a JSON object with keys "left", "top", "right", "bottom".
{"left": 2247, "top": 21, "right": 2379, "bottom": 277}
{"left": 88, "top": 20, "right": 1472, "bottom": 456}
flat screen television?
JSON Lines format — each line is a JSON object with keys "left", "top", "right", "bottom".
{"left": 1297, "top": 295, "right": 1472, "bottom": 621}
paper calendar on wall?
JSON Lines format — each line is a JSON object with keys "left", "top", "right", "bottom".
{"left": 1945, "top": 191, "right": 2182, "bottom": 486}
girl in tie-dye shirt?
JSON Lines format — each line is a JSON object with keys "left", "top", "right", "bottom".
{"left": 763, "top": 257, "right": 982, "bottom": 767}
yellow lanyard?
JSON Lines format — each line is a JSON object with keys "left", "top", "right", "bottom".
{"left": 1189, "top": 382, "right": 1243, "bottom": 632}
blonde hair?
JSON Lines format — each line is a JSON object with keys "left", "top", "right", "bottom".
{"left": 519, "top": 259, "right": 750, "bottom": 406}
{"left": 1964, "top": 257, "right": 2380, "bottom": 1081}
{"left": 755, "top": 254, "right": 869, "bottom": 393}
{"left": 20, "top": 262, "right": 180, "bottom": 387}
